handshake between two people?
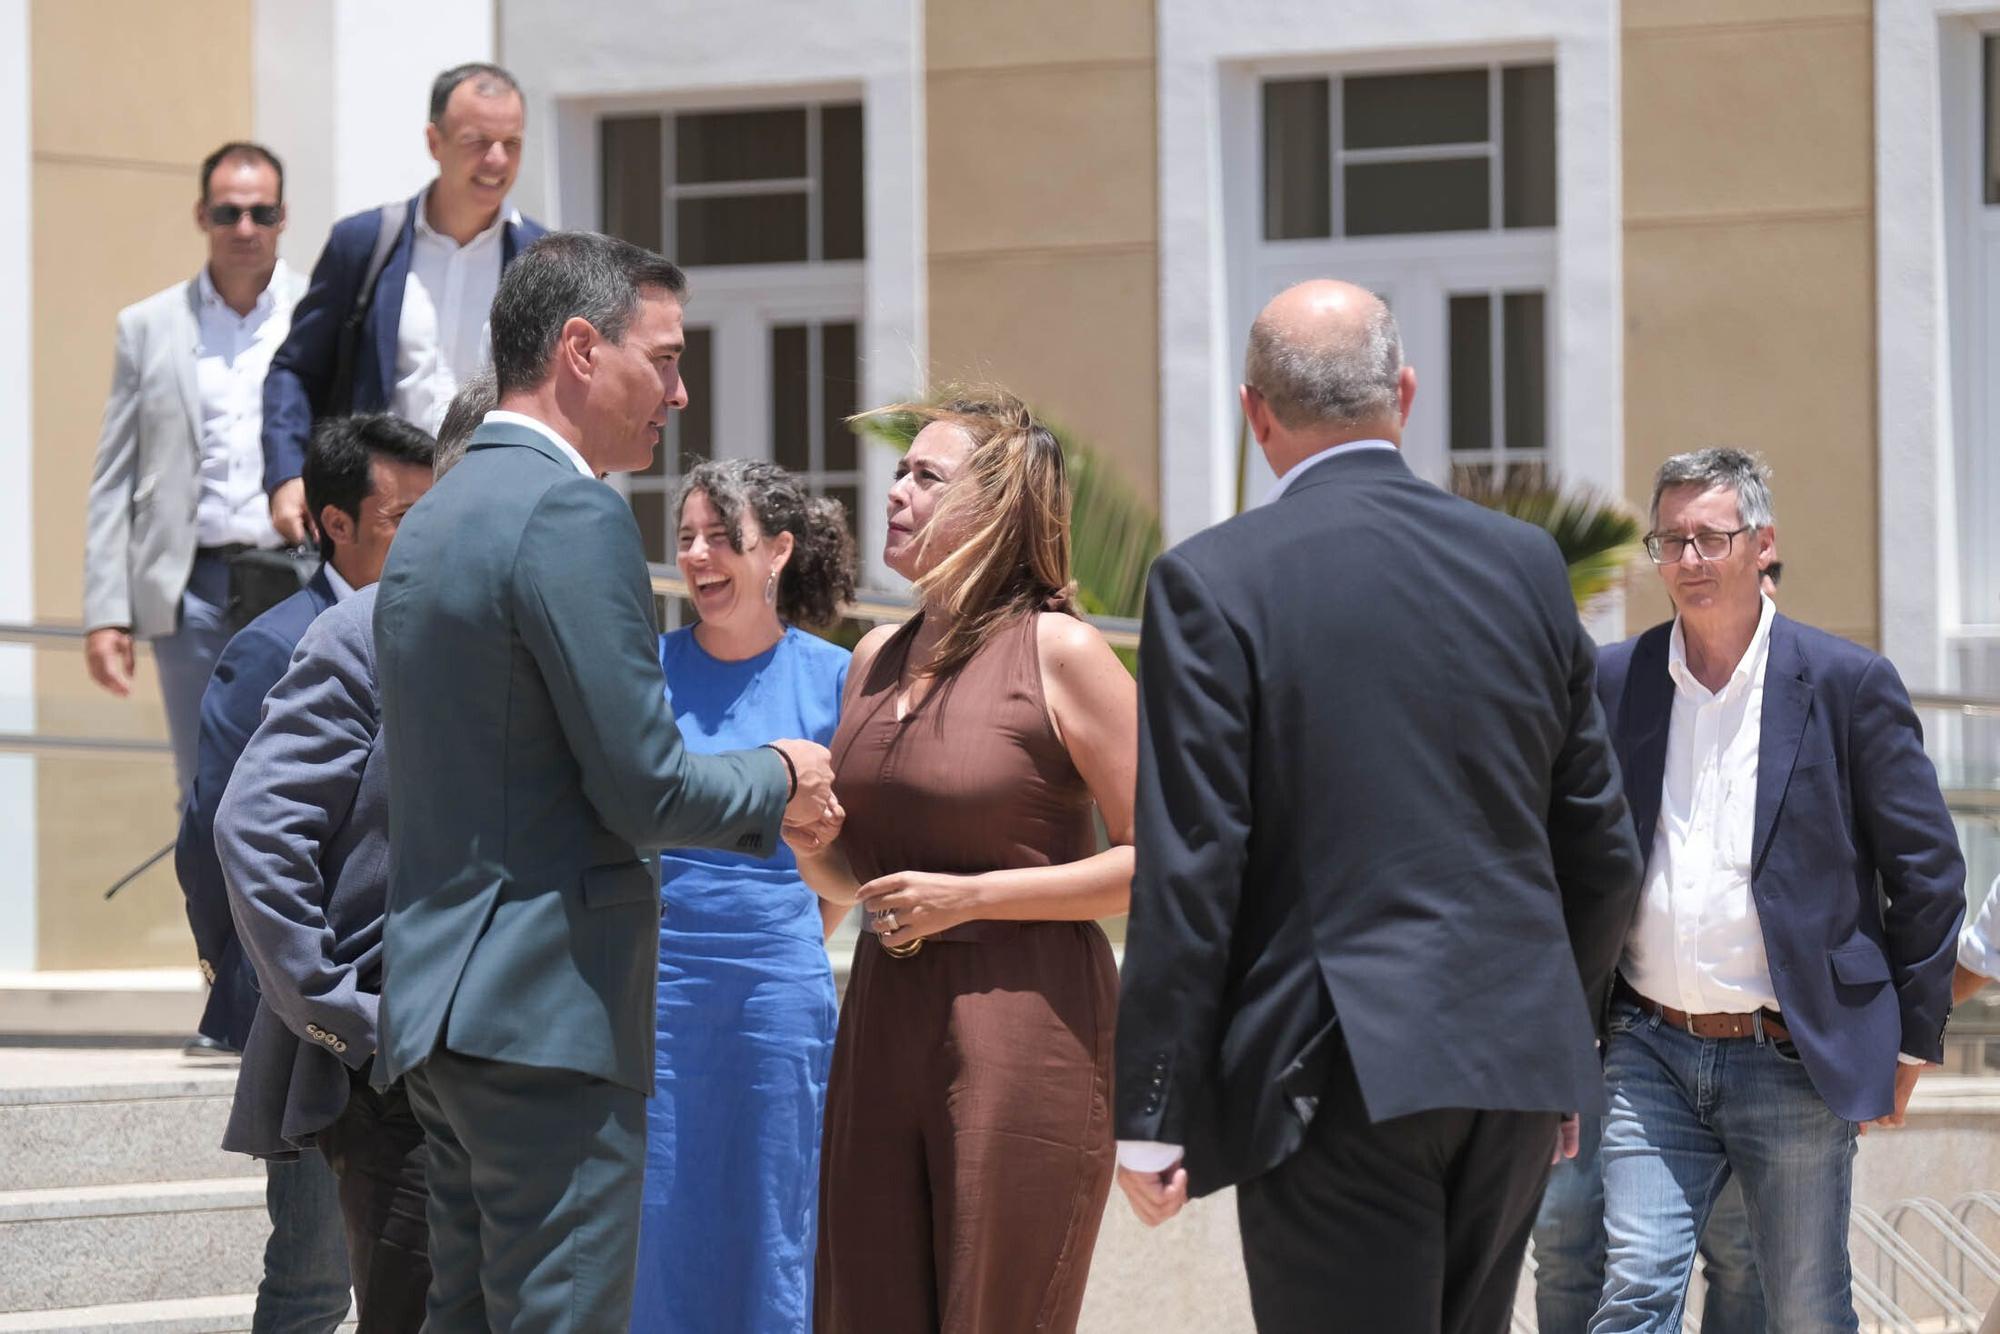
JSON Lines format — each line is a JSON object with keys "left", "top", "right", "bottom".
{"left": 767, "top": 738, "right": 843, "bottom": 853}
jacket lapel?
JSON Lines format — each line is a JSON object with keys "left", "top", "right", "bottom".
{"left": 1619, "top": 626, "right": 1675, "bottom": 856}
{"left": 1752, "top": 616, "right": 1812, "bottom": 875}
{"left": 176, "top": 277, "right": 204, "bottom": 451}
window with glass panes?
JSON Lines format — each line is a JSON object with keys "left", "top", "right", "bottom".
{"left": 599, "top": 102, "right": 866, "bottom": 580}
{"left": 1257, "top": 63, "right": 1556, "bottom": 486}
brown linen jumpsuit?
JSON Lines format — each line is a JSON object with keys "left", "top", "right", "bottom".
{"left": 815, "top": 612, "right": 1118, "bottom": 1333}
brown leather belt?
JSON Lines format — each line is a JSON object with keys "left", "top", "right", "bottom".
{"left": 1618, "top": 979, "right": 1790, "bottom": 1043}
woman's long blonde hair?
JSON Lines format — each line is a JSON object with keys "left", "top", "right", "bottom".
{"left": 859, "top": 389, "right": 1078, "bottom": 681}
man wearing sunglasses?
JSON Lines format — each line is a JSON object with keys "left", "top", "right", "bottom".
{"left": 1586, "top": 449, "right": 1964, "bottom": 1332}
{"left": 82, "top": 140, "right": 303, "bottom": 834}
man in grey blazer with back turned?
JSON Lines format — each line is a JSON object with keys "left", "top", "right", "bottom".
{"left": 372, "top": 230, "right": 841, "bottom": 1332}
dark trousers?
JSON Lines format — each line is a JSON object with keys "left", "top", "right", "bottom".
{"left": 316, "top": 1069, "right": 431, "bottom": 1332}
{"left": 403, "top": 1048, "right": 647, "bottom": 1333}
{"left": 1236, "top": 1048, "right": 1558, "bottom": 1334}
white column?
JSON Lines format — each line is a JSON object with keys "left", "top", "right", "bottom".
{"left": 255, "top": 0, "right": 495, "bottom": 269}
{"left": 0, "top": 0, "right": 38, "bottom": 969}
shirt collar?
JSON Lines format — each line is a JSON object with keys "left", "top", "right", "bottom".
{"left": 1263, "top": 439, "right": 1399, "bottom": 505}
{"left": 196, "top": 261, "right": 287, "bottom": 317}
{"left": 414, "top": 186, "right": 514, "bottom": 248}
{"left": 323, "top": 561, "right": 356, "bottom": 603}
{"left": 1667, "top": 593, "right": 1776, "bottom": 699}
{"left": 482, "top": 409, "right": 597, "bottom": 478}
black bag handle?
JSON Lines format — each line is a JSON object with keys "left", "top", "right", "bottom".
{"left": 326, "top": 199, "right": 410, "bottom": 415}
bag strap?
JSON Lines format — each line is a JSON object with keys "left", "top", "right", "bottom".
{"left": 327, "top": 200, "right": 410, "bottom": 415}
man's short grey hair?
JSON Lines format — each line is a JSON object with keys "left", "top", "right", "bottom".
{"left": 488, "top": 232, "right": 688, "bottom": 397}
{"left": 433, "top": 370, "right": 498, "bottom": 479}
{"left": 429, "top": 62, "right": 522, "bottom": 127}
{"left": 1244, "top": 295, "right": 1404, "bottom": 430}
{"left": 1648, "top": 447, "right": 1777, "bottom": 530}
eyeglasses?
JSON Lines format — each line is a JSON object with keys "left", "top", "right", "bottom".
{"left": 1643, "top": 526, "right": 1750, "bottom": 564}
{"left": 205, "top": 203, "right": 282, "bottom": 228}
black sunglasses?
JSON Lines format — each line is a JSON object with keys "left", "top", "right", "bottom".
{"left": 206, "top": 203, "right": 282, "bottom": 228}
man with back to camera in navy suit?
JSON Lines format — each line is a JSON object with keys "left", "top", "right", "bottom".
{"left": 371, "top": 230, "right": 844, "bottom": 1330}
{"left": 1112, "top": 279, "right": 1646, "bottom": 1334}
{"left": 261, "top": 61, "right": 543, "bottom": 544}
{"left": 1587, "top": 449, "right": 1965, "bottom": 1333}
{"left": 174, "top": 413, "right": 434, "bottom": 1333}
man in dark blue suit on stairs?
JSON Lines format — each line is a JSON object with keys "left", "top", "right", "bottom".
{"left": 1588, "top": 448, "right": 1965, "bottom": 1333}
{"left": 176, "top": 413, "right": 436, "bottom": 1333}
{"left": 260, "top": 62, "right": 544, "bottom": 545}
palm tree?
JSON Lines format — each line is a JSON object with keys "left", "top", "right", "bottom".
{"left": 1449, "top": 469, "right": 1644, "bottom": 615}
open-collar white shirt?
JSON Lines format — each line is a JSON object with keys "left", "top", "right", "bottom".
{"left": 392, "top": 191, "right": 516, "bottom": 432}
{"left": 1621, "top": 595, "right": 1779, "bottom": 1015}
{"left": 194, "top": 262, "right": 295, "bottom": 548}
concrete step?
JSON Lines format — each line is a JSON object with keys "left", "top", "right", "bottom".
{"left": 0, "top": 1178, "right": 268, "bottom": 1312}
{"left": 0, "top": 1049, "right": 249, "bottom": 1192}
{"left": 0, "top": 972, "right": 206, "bottom": 1039}
{"left": 0, "top": 1294, "right": 357, "bottom": 1333}
{"left": 0, "top": 1293, "right": 258, "bottom": 1333}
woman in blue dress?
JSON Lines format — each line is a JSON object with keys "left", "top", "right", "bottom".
{"left": 631, "top": 459, "right": 857, "bottom": 1334}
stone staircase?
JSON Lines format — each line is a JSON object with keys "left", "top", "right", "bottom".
{"left": 0, "top": 1047, "right": 336, "bottom": 1333}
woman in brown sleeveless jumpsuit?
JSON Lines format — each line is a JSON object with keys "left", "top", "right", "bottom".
{"left": 794, "top": 393, "right": 1138, "bottom": 1333}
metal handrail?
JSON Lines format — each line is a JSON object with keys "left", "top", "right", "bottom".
{"left": 1852, "top": 1203, "right": 1982, "bottom": 1328}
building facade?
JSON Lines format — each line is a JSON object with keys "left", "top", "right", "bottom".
{"left": 2, "top": 0, "right": 1995, "bottom": 972}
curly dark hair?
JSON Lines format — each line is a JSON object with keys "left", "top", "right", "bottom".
{"left": 673, "top": 460, "right": 857, "bottom": 629}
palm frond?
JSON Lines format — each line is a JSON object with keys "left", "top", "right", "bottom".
{"left": 1454, "top": 472, "right": 1643, "bottom": 612}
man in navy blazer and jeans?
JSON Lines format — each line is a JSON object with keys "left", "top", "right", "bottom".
{"left": 261, "top": 61, "right": 544, "bottom": 544}
{"left": 1589, "top": 449, "right": 1965, "bottom": 1332}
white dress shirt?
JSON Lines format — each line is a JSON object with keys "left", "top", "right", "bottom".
{"left": 323, "top": 561, "right": 355, "bottom": 603}
{"left": 1622, "top": 597, "right": 1779, "bottom": 1014}
{"left": 480, "top": 410, "right": 595, "bottom": 478}
{"left": 391, "top": 194, "right": 514, "bottom": 433}
{"left": 1262, "top": 438, "right": 1398, "bottom": 505}
{"left": 194, "top": 263, "right": 294, "bottom": 548}
{"left": 1962, "top": 874, "right": 2000, "bottom": 982}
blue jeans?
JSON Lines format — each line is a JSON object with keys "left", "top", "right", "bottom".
{"left": 1533, "top": 1114, "right": 1765, "bottom": 1334}
{"left": 254, "top": 1152, "right": 353, "bottom": 1334}
{"left": 151, "top": 553, "right": 234, "bottom": 806}
{"left": 1586, "top": 1000, "right": 1858, "bottom": 1334}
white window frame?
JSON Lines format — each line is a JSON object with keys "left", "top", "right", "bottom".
{"left": 1158, "top": 4, "right": 1623, "bottom": 643}
{"left": 1244, "top": 56, "right": 1559, "bottom": 497}
{"left": 584, "top": 101, "right": 869, "bottom": 570}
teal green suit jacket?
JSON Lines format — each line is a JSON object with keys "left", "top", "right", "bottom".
{"left": 372, "top": 420, "right": 788, "bottom": 1093}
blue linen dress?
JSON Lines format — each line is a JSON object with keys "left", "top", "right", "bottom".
{"left": 630, "top": 626, "right": 849, "bottom": 1334}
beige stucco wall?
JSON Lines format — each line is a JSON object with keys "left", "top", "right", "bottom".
{"left": 1621, "top": 1, "right": 1878, "bottom": 646}
{"left": 924, "top": 0, "right": 1160, "bottom": 505}
{"left": 30, "top": 0, "right": 254, "bottom": 967}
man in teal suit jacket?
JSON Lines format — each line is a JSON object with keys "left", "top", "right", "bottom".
{"left": 373, "top": 231, "right": 839, "bottom": 1331}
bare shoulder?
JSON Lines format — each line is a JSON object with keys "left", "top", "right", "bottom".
{"left": 849, "top": 622, "right": 904, "bottom": 680}
{"left": 1035, "top": 611, "right": 1128, "bottom": 690}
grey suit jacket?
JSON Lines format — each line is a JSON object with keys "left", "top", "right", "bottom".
{"left": 373, "top": 419, "right": 789, "bottom": 1095}
{"left": 216, "top": 585, "right": 386, "bottom": 1157}
{"left": 82, "top": 266, "right": 307, "bottom": 637}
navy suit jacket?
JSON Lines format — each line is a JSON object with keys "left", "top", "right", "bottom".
{"left": 1115, "top": 447, "right": 1644, "bottom": 1195}
{"left": 174, "top": 570, "right": 337, "bottom": 1049}
{"left": 260, "top": 192, "right": 545, "bottom": 491}
{"left": 1598, "top": 615, "right": 1965, "bottom": 1123}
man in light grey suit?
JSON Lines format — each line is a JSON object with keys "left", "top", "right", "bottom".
{"left": 82, "top": 141, "right": 305, "bottom": 806}
{"left": 372, "top": 230, "right": 841, "bottom": 1331}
